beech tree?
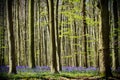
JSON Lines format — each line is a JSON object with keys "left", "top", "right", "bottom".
{"left": 0, "top": 0, "right": 5, "bottom": 66}
{"left": 82, "top": 0, "right": 88, "bottom": 68}
{"left": 113, "top": 0, "right": 119, "bottom": 70}
{"left": 28, "top": 0, "right": 35, "bottom": 68}
{"left": 99, "top": 0, "right": 113, "bottom": 77}
{"left": 48, "top": 0, "right": 59, "bottom": 73}
{"left": 7, "top": 0, "right": 17, "bottom": 74}
{"left": 56, "top": 0, "right": 62, "bottom": 71}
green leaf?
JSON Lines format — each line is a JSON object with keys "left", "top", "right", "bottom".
{"left": 1, "top": 46, "right": 8, "bottom": 48}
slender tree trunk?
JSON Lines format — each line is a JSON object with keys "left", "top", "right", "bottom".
{"left": 117, "top": 0, "right": 120, "bottom": 68}
{"left": 56, "top": 0, "right": 62, "bottom": 71}
{"left": 44, "top": 27, "right": 48, "bottom": 66}
{"left": 7, "top": 0, "right": 17, "bottom": 74}
{"left": 28, "top": 0, "right": 35, "bottom": 68}
{"left": 99, "top": 0, "right": 112, "bottom": 77}
{"left": 0, "top": 0, "right": 5, "bottom": 66}
{"left": 46, "top": 0, "right": 50, "bottom": 33}
{"left": 24, "top": 0, "right": 28, "bottom": 66}
{"left": 16, "top": 0, "right": 20, "bottom": 66}
{"left": 117, "top": 0, "right": 120, "bottom": 15}
{"left": 74, "top": 21, "right": 79, "bottom": 67}
{"left": 48, "top": 0, "right": 59, "bottom": 73}
{"left": 113, "top": 0, "right": 119, "bottom": 70}
{"left": 38, "top": 0, "right": 41, "bottom": 66}
{"left": 82, "top": 0, "right": 88, "bottom": 68}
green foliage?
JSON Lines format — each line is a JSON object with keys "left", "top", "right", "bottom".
{"left": 60, "top": 11, "right": 83, "bottom": 21}
{"left": 60, "top": 71, "right": 98, "bottom": 78}
{"left": 1, "top": 46, "right": 8, "bottom": 49}
{"left": 86, "top": 17, "right": 99, "bottom": 26}
{"left": 68, "top": 0, "right": 80, "bottom": 3}
{"left": 69, "top": 35, "right": 82, "bottom": 39}
{"left": 0, "top": 71, "right": 99, "bottom": 80}
{"left": 62, "top": 0, "right": 80, "bottom": 3}
{"left": 0, "top": 72, "right": 50, "bottom": 79}
{"left": 59, "top": 28, "right": 72, "bottom": 37}
{"left": 40, "top": 21, "right": 48, "bottom": 27}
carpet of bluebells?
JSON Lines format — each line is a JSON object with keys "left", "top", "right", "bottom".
{"left": 0, "top": 65, "right": 119, "bottom": 73}
{"left": 0, "top": 66, "right": 97, "bottom": 73}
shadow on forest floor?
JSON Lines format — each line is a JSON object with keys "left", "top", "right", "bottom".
{"left": 0, "top": 74, "right": 120, "bottom": 80}
{"left": 0, "top": 77, "right": 120, "bottom": 80}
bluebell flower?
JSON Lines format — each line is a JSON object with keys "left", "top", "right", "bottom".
{"left": 0, "top": 66, "right": 9, "bottom": 73}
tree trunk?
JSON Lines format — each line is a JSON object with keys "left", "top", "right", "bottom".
{"left": 48, "top": 0, "right": 59, "bottom": 73}
{"left": 44, "top": 27, "right": 48, "bottom": 66}
{"left": 113, "top": 0, "right": 119, "bottom": 70}
{"left": 0, "top": 0, "right": 5, "bottom": 66}
{"left": 7, "top": 0, "right": 17, "bottom": 74}
{"left": 82, "top": 0, "right": 88, "bottom": 68}
{"left": 28, "top": 0, "right": 35, "bottom": 68}
{"left": 56, "top": 0, "right": 62, "bottom": 71}
{"left": 99, "top": 0, "right": 112, "bottom": 77}
{"left": 74, "top": 21, "right": 79, "bottom": 67}
{"left": 16, "top": 0, "right": 20, "bottom": 66}
{"left": 24, "top": 0, "right": 28, "bottom": 66}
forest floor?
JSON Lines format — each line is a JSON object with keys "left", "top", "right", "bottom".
{"left": 0, "top": 66, "right": 120, "bottom": 80}
{"left": 0, "top": 73, "right": 120, "bottom": 80}
{"left": 40, "top": 74, "right": 120, "bottom": 80}
{"left": 58, "top": 77, "right": 119, "bottom": 80}
{"left": 0, "top": 76, "right": 120, "bottom": 80}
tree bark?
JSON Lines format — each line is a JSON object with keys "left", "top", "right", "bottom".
{"left": 48, "top": 0, "right": 59, "bottom": 73}
{"left": 28, "top": 0, "right": 35, "bottom": 68}
{"left": 99, "top": 0, "right": 112, "bottom": 77}
{"left": 0, "top": 0, "right": 5, "bottom": 66}
{"left": 8, "top": 0, "right": 17, "bottom": 74}
{"left": 56, "top": 0, "right": 62, "bottom": 71}
{"left": 82, "top": 0, "right": 88, "bottom": 68}
{"left": 113, "top": 0, "right": 119, "bottom": 70}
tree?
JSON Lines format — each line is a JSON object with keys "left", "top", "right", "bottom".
{"left": 99, "top": 0, "right": 112, "bottom": 77}
{"left": 0, "top": 0, "right": 5, "bottom": 66}
{"left": 117, "top": 0, "right": 120, "bottom": 15}
{"left": 113, "top": 0, "right": 119, "bottom": 70}
{"left": 56, "top": 0, "right": 62, "bottom": 71}
{"left": 7, "top": 0, "right": 17, "bottom": 74}
{"left": 48, "top": 0, "right": 59, "bottom": 73}
{"left": 28, "top": 0, "right": 35, "bottom": 68}
{"left": 74, "top": 21, "right": 79, "bottom": 67}
{"left": 16, "top": 0, "right": 21, "bottom": 66}
{"left": 82, "top": 0, "right": 88, "bottom": 68}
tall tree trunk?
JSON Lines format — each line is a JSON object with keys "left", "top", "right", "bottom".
{"left": 28, "top": 0, "right": 35, "bottom": 68}
{"left": 0, "top": 0, "right": 5, "bottom": 66}
{"left": 48, "top": 0, "right": 59, "bottom": 73}
{"left": 46, "top": 0, "right": 50, "bottom": 33}
{"left": 74, "top": 21, "right": 79, "bottom": 67}
{"left": 24, "top": 0, "right": 28, "bottom": 66}
{"left": 99, "top": 0, "right": 112, "bottom": 77}
{"left": 16, "top": 0, "right": 20, "bottom": 66}
{"left": 7, "top": 0, "right": 17, "bottom": 74}
{"left": 38, "top": 0, "right": 41, "bottom": 66}
{"left": 113, "top": 0, "right": 119, "bottom": 70}
{"left": 44, "top": 27, "right": 48, "bottom": 66}
{"left": 82, "top": 0, "right": 88, "bottom": 68}
{"left": 56, "top": 0, "right": 62, "bottom": 71}
{"left": 117, "top": 0, "right": 120, "bottom": 15}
